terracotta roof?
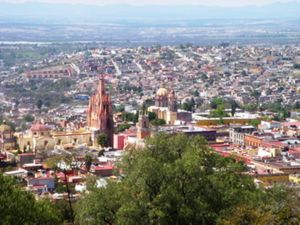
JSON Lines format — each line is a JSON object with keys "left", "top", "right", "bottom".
{"left": 283, "top": 122, "right": 300, "bottom": 127}
{"left": 31, "top": 123, "right": 51, "bottom": 132}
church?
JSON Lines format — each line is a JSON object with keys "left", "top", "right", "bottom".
{"left": 87, "top": 78, "right": 114, "bottom": 147}
{"left": 16, "top": 78, "right": 114, "bottom": 153}
{"left": 148, "top": 87, "right": 191, "bottom": 125}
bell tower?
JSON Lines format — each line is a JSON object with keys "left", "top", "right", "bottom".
{"left": 136, "top": 112, "right": 151, "bottom": 140}
{"left": 87, "top": 78, "right": 114, "bottom": 147}
{"left": 168, "top": 90, "right": 177, "bottom": 112}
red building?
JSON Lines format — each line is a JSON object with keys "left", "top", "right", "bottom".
{"left": 87, "top": 79, "right": 114, "bottom": 147}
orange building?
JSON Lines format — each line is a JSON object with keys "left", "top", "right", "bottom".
{"left": 87, "top": 79, "right": 114, "bottom": 147}
{"left": 244, "top": 134, "right": 263, "bottom": 148}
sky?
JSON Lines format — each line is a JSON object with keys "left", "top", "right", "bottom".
{"left": 1, "top": 0, "right": 300, "bottom": 6}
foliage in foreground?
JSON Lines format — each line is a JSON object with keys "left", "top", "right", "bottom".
{"left": 75, "top": 133, "right": 300, "bottom": 225}
{"left": 0, "top": 174, "right": 62, "bottom": 225}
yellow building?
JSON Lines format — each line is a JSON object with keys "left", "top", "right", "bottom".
{"left": 148, "top": 106, "right": 177, "bottom": 125}
{"left": 197, "top": 117, "right": 259, "bottom": 126}
{"left": 0, "top": 124, "right": 16, "bottom": 151}
{"left": 289, "top": 174, "right": 300, "bottom": 184}
{"left": 17, "top": 123, "right": 92, "bottom": 152}
{"left": 148, "top": 87, "right": 180, "bottom": 125}
{"left": 254, "top": 174, "right": 289, "bottom": 187}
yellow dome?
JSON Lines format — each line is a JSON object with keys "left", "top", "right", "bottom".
{"left": 156, "top": 87, "right": 168, "bottom": 97}
{"left": 0, "top": 124, "right": 12, "bottom": 132}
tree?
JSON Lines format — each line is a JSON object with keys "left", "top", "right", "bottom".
{"left": 251, "top": 90, "right": 261, "bottom": 103}
{"left": 144, "top": 99, "right": 155, "bottom": 109}
{"left": 192, "top": 90, "right": 199, "bottom": 97}
{"left": 210, "top": 104, "right": 229, "bottom": 118}
{"left": 210, "top": 97, "right": 224, "bottom": 109}
{"left": 151, "top": 118, "right": 166, "bottom": 126}
{"left": 116, "top": 124, "right": 131, "bottom": 133}
{"left": 200, "top": 73, "right": 208, "bottom": 80}
{"left": 85, "top": 155, "right": 93, "bottom": 172}
{"left": 249, "top": 119, "right": 261, "bottom": 127}
{"left": 75, "top": 134, "right": 300, "bottom": 225}
{"left": 37, "top": 99, "right": 43, "bottom": 110}
{"left": 115, "top": 105, "right": 125, "bottom": 112}
{"left": 230, "top": 99, "right": 239, "bottom": 117}
{"left": 147, "top": 111, "right": 157, "bottom": 121}
{"left": 243, "top": 103, "right": 258, "bottom": 112}
{"left": 122, "top": 112, "right": 138, "bottom": 123}
{"left": 75, "top": 134, "right": 261, "bottom": 225}
{"left": 181, "top": 99, "right": 195, "bottom": 112}
{"left": 97, "top": 134, "right": 108, "bottom": 147}
{"left": 23, "top": 114, "right": 35, "bottom": 122}
{"left": 218, "top": 186, "right": 300, "bottom": 225}
{"left": 294, "top": 101, "right": 300, "bottom": 109}
{"left": 294, "top": 63, "right": 300, "bottom": 69}
{"left": 75, "top": 182, "right": 123, "bottom": 225}
{"left": 0, "top": 174, "right": 62, "bottom": 225}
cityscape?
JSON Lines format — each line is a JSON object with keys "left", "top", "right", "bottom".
{"left": 1, "top": 0, "right": 300, "bottom": 225}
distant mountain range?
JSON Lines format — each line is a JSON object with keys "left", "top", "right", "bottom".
{"left": 0, "top": 2, "right": 300, "bottom": 24}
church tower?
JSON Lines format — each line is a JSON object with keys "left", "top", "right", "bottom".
{"left": 136, "top": 113, "right": 151, "bottom": 140}
{"left": 168, "top": 90, "right": 178, "bottom": 112}
{"left": 155, "top": 87, "right": 168, "bottom": 107}
{"left": 87, "top": 79, "right": 114, "bottom": 147}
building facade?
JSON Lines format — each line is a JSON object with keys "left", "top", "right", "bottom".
{"left": 149, "top": 87, "right": 192, "bottom": 125}
{"left": 229, "top": 126, "right": 255, "bottom": 145}
{"left": 87, "top": 79, "right": 114, "bottom": 147}
{"left": 136, "top": 114, "right": 151, "bottom": 140}
{"left": 0, "top": 124, "right": 16, "bottom": 151}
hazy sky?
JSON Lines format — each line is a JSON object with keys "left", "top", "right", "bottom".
{"left": 1, "top": 0, "right": 300, "bottom": 6}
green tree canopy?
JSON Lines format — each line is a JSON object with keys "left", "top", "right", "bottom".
{"left": 97, "top": 133, "right": 108, "bottom": 147}
{"left": 229, "top": 99, "right": 239, "bottom": 116}
{"left": 85, "top": 154, "right": 93, "bottom": 171}
{"left": 150, "top": 118, "right": 166, "bottom": 126}
{"left": 116, "top": 123, "right": 131, "bottom": 133}
{"left": 147, "top": 111, "right": 157, "bottom": 121}
{"left": 23, "top": 114, "right": 35, "bottom": 122}
{"left": 37, "top": 99, "right": 43, "bottom": 110}
{"left": 249, "top": 119, "right": 261, "bottom": 127}
{"left": 122, "top": 112, "right": 138, "bottom": 123}
{"left": 76, "top": 134, "right": 296, "bottom": 225}
{"left": 0, "top": 174, "right": 62, "bottom": 225}
{"left": 210, "top": 97, "right": 224, "bottom": 109}
{"left": 210, "top": 104, "right": 229, "bottom": 118}
{"left": 181, "top": 98, "right": 195, "bottom": 112}
{"left": 192, "top": 90, "right": 200, "bottom": 97}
